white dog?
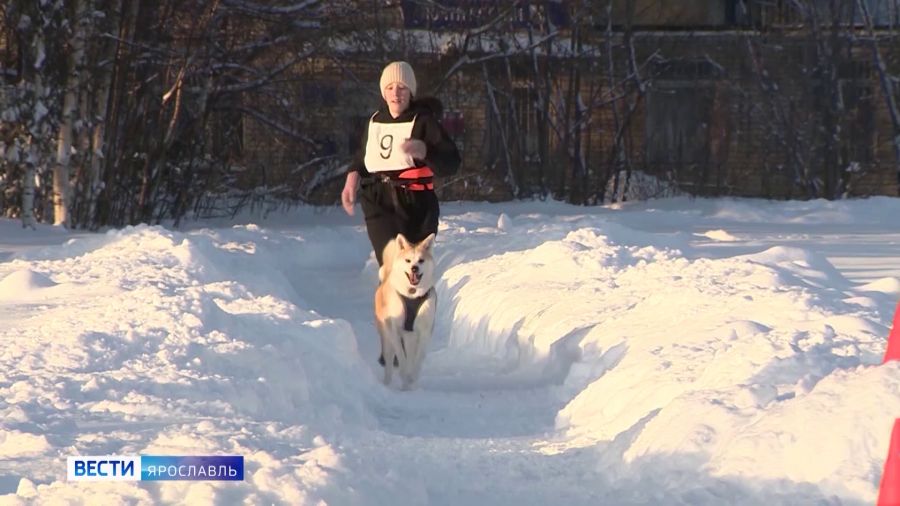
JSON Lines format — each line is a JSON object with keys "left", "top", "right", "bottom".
{"left": 374, "top": 233, "right": 436, "bottom": 390}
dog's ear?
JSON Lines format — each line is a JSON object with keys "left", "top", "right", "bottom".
{"left": 396, "top": 234, "right": 411, "bottom": 250}
{"left": 419, "top": 233, "right": 436, "bottom": 251}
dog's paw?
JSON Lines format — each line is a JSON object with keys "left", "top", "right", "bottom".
{"left": 377, "top": 354, "right": 399, "bottom": 367}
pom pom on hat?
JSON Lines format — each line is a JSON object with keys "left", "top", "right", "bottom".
{"left": 380, "top": 61, "right": 417, "bottom": 97}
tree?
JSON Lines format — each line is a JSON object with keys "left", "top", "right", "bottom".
{"left": 2, "top": 0, "right": 67, "bottom": 226}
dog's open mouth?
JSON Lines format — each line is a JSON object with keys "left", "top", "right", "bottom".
{"left": 406, "top": 270, "right": 421, "bottom": 286}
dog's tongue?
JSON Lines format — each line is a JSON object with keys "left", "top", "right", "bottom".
{"left": 407, "top": 271, "right": 421, "bottom": 286}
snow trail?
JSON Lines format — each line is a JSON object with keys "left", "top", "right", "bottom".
{"left": 285, "top": 232, "right": 569, "bottom": 440}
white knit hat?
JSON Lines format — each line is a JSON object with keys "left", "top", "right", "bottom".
{"left": 379, "top": 61, "right": 417, "bottom": 97}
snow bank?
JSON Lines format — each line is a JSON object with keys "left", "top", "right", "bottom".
{"left": 0, "top": 225, "right": 379, "bottom": 503}
{"left": 434, "top": 214, "right": 898, "bottom": 504}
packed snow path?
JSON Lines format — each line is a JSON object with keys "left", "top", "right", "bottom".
{"left": 281, "top": 273, "right": 589, "bottom": 505}
{"left": 283, "top": 220, "right": 599, "bottom": 504}
{"left": 1, "top": 198, "right": 899, "bottom": 505}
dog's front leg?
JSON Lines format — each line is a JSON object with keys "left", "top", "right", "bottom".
{"left": 396, "top": 334, "right": 413, "bottom": 391}
{"left": 408, "top": 297, "right": 436, "bottom": 387}
{"left": 376, "top": 321, "right": 394, "bottom": 386}
{"left": 399, "top": 333, "right": 416, "bottom": 390}
{"left": 408, "top": 333, "right": 427, "bottom": 387}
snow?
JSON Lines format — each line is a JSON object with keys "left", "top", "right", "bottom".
{"left": 0, "top": 196, "right": 899, "bottom": 505}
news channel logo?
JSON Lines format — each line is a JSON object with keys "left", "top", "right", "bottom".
{"left": 67, "top": 456, "right": 244, "bottom": 481}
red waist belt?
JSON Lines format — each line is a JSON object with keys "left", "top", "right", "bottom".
{"left": 395, "top": 167, "right": 434, "bottom": 191}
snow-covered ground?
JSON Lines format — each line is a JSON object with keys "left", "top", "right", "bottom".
{"left": 0, "top": 196, "right": 899, "bottom": 505}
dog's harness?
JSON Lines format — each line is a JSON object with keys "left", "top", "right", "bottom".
{"left": 400, "top": 287, "right": 434, "bottom": 332}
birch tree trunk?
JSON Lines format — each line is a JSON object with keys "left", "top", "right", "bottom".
{"left": 88, "top": 75, "right": 110, "bottom": 226}
{"left": 54, "top": 126, "right": 72, "bottom": 227}
{"left": 21, "top": 164, "right": 37, "bottom": 229}
{"left": 21, "top": 138, "right": 36, "bottom": 229}
{"left": 53, "top": 0, "right": 87, "bottom": 227}
{"left": 30, "top": 7, "right": 52, "bottom": 224}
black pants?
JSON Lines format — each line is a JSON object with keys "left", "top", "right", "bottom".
{"left": 359, "top": 180, "right": 439, "bottom": 265}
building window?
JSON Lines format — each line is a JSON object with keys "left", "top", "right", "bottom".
{"left": 302, "top": 82, "right": 336, "bottom": 107}
{"left": 866, "top": 0, "right": 900, "bottom": 25}
{"left": 645, "top": 85, "right": 713, "bottom": 169}
{"left": 441, "top": 110, "right": 465, "bottom": 140}
{"left": 816, "top": 60, "right": 876, "bottom": 164}
{"left": 651, "top": 58, "right": 723, "bottom": 81}
{"left": 484, "top": 85, "right": 542, "bottom": 165}
{"left": 735, "top": 0, "right": 898, "bottom": 28}
{"left": 736, "top": 0, "right": 807, "bottom": 27}
{"left": 400, "top": 0, "right": 569, "bottom": 30}
{"left": 314, "top": 136, "right": 337, "bottom": 157}
{"left": 838, "top": 80, "right": 875, "bottom": 163}
{"left": 513, "top": 86, "right": 541, "bottom": 162}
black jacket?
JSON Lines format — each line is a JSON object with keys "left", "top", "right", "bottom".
{"left": 349, "top": 97, "right": 461, "bottom": 178}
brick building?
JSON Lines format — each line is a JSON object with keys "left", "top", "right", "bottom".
{"left": 235, "top": 1, "right": 900, "bottom": 204}
{"left": 4, "top": 1, "right": 895, "bottom": 207}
